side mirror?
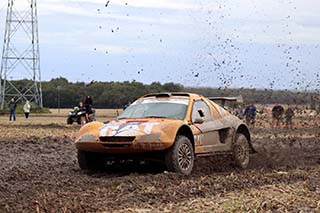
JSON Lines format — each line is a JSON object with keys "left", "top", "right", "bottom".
{"left": 194, "top": 117, "right": 204, "bottom": 124}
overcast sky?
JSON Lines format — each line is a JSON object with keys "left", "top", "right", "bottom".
{"left": 0, "top": 0, "right": 319, "bottom": 90}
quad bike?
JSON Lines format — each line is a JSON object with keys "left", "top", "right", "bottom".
{"left": 67, "top": 107, "right": 96, "bottom": 125}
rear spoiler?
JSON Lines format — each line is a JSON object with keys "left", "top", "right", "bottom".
{"left": 208, "top": 95, "right": 243, "bottom": 107}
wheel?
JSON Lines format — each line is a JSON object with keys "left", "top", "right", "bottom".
{"left": 77, "top": 117, "right": 81, "bottom": 124}
{"left": 233, "top": 133, "right": 250, "bottom": 169}
{"left": 89, "top": 115, "right": 96, "bottom": 122}
{"left": 165, "top": 135, "right": 194, "bottom": 175}
{"left": 77, "top": 150, "right": 105, "bottom": 171}
{"left": 67, "top": 117, "right": 73, "bottom": 124}
{"left": 77, "top": 116, "right": 86, "bottom": 125}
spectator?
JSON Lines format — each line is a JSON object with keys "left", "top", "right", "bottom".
{"left": 285, "top": 106, "right": 295, "bottom": 128}
{"left": 84, "top": 96, "right": 93, "bottom": 122}
{"left": 23, "top": 101, "right": 31, "bottom": 119}
{"left": 234, "top": 105, "right": 244, "bottom": 119}
{"left": 9, "top": 98, "right": 17, "bottom": 121}
{"left": 244, "top": 103, "right": 257, "bottom": 127}
{"left": 272, "top": 104, "right": 284, "bottom": 127}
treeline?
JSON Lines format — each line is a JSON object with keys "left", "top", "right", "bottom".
{"left": 9, "top": 77, "right": 319, "bottom": 109}
{"left": 185, "top": 87, "right": 318, "bottom": 105}
{"left": 41, "top": 78, "right": 183, "bottom": 108}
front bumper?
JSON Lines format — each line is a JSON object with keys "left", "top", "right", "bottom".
{"left": 75, "top": 141, "right": 172, "bottom": 154}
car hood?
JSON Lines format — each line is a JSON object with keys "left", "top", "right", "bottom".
{"left": 99, "top": 118, "right": 183, "bottom": 137}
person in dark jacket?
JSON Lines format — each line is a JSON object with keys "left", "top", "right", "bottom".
{"left": 244, "top": 104, "right": 257, "bottom": 127}
{"left": 84, "top": 96, "right": 93, "bottom": 122}
{"left": 285, "top": 106, "right": 295, "bottom": 128}
{"left": 272, "top": 104, "right": 284, "bottom": 127}
{"left": 84, "top": 96, "right": 93, "bottom": 106}
{"left": 234, "top": 105, "right": 244, "bottom": 120}
{"left": 9, "top": 98, "right": 17, "bottom": 121}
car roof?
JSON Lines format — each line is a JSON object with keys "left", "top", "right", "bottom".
{"left": 142, "top": 92, "right": 202, "bottom": 100}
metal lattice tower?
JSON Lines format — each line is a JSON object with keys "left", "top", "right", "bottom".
{"left": 0, "top": 0, "right": 42, "bottom": 109}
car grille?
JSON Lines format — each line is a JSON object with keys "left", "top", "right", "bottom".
{"left": 99, "top": 136, "right": 135, "bottom": 143}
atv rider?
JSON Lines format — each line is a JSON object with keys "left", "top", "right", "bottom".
{"left": 84, "top": 96, "right": 93, "bottom": 122}
{"left": 272, "top": 104, "right": 284, "bottom": 128}
{"left": 73, "top": 101, "right": 85, "bottom": 113}
{"left": 244, "top": 103, "right": 257, "bottom": 127}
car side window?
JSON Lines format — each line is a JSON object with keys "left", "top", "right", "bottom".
{"left": 191, "top": 100, "right": 212, "bottom": 122}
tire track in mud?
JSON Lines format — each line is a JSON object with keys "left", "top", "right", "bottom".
{"left": 0, "top": 126, "right": 319, "bottom": 212}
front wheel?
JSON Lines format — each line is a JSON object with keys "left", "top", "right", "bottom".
{"left": 67, "top": 117, "right": 73, "bottom": 124}
{"left": 233, "top": 134, "right": 250, "bottom": 169}
{"left": 77, "top": 150, "right": 105, "bottom": 171}
{"left": 165, "top": 136, "right": 194, "bottom": 175}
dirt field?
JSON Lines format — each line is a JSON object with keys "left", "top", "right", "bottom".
{"left": 0, "top": 109, "right": 320, "bottom": 212}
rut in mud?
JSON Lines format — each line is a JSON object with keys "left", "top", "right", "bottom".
{"left": 0, "top": 124, "right": 320, "bottom": 212}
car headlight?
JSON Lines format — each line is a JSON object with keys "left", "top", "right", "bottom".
{"left": 77, "top": 134, "right": 98, "bottom": 142}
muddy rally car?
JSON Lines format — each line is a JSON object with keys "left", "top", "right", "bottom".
{"left": 75, "top": 93, "right": 254, "bottom": 175}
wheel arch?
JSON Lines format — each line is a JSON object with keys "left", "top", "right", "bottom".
{"left": 236, "top": 124, "right": 256, "bottom": 153}
{"left": 175, "top": 125, "right": 195, "bottom": 149}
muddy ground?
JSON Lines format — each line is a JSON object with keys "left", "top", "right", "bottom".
{"left": 0, "top": 114, "right": 319, "bottom": 212}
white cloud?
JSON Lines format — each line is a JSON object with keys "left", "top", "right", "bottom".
{"left": 87, "top": 44, "right": 150, "bottom": 55}
{"left": 40, "top": 30, "right": 151, "bottom": 55}
{"left": 193, "top": 0, "right": 320, "bottom": 45}
{"left": 38, "top": 1, "right": 190, "bottom": 26}
{"left": 68, "top": 0, "right": 197, "bottom": 10}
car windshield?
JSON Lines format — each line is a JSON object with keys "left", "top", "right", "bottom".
{"left": 118, "top": 99, "right": 189, "bottom": 120}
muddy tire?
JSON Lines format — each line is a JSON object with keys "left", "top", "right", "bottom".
{"left": 77, "top": 117, "right": 81, "bottom": 125}
{"left": 233, "top": 133, "right": 250, "bottom": 169}
{"left": 77, "top": 150, "right": 104, "bottom": 171}
{"left": 165, "top": 136, "right": 194, "bottom": 175}
{"left": 67, "top": 117, "right": 73, "bottom": 125}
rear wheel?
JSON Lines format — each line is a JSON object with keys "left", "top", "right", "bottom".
{"left": 165, "top": 136, "right": 194, "bottom": 175}
{"left": 233, "top": 133, "right": 250, "bottom": 169}
{"left": 77, "top": 150, "right": 105, "bottom": 171}
{"left": 89, "top": 115, "right": 96, "bottom": 122}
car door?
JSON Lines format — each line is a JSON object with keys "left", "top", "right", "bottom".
{"left": 191, "top": 100, "right": 220, "bottom": 152}
{"left": 191, "top": 100, "right": 232, "bottom": 154}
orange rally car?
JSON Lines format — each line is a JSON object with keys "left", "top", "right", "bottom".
{"left": 75, "top": 92, "right": 254, "bottom": 175}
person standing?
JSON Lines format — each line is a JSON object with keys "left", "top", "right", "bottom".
{"left": 244, "top": 103, "right": 257, "bottom": 127}
{"left": 272, "top": 104, "right": 284, "bottom": 127}
{"left": 234, "top": 105, "right": 244, "bottom": 119}
{"left": 285, "top": 106, "right": 295, "bottom": 128}
{"left": 9, "top": 98, "right": 17, "bottom": 121}
{"left": 23, "top": 101, "right": 31, "bottom": 119}
{"left": 84, "top": 96, "right": 93, "bottom": 122}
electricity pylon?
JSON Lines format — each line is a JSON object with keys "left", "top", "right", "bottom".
{"left": 0, "top": 0, "right": 42, "bottom": 109}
